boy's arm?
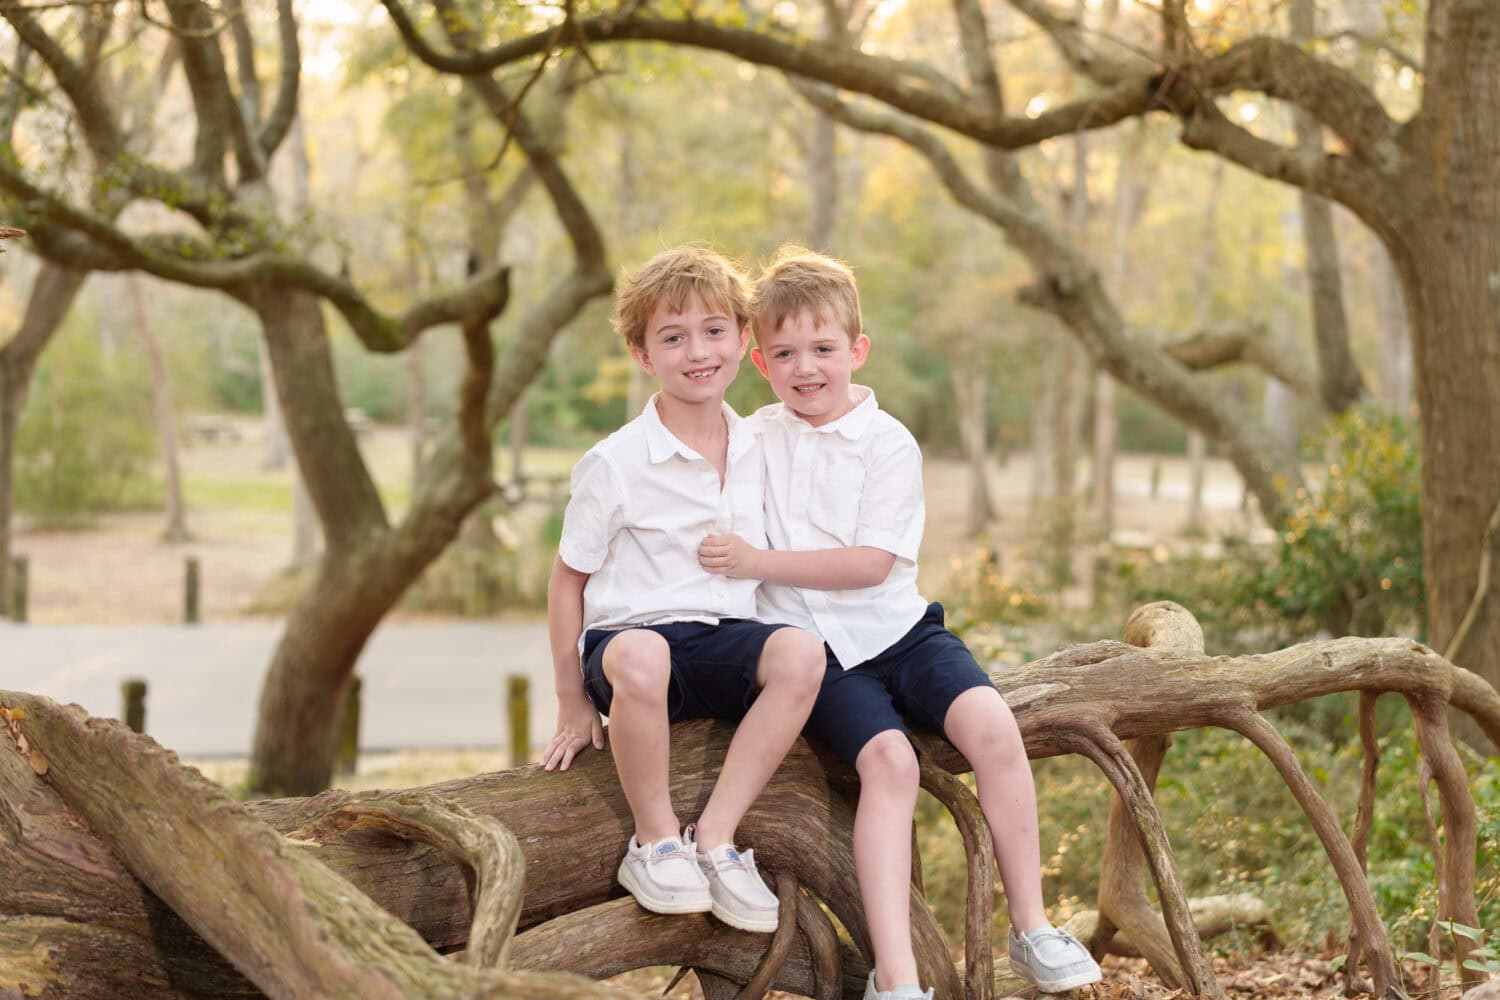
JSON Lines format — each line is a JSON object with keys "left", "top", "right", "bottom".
{"left": 699, "top": 532, "right": 896, "bottom": 590}
{"left": 541, "top": 554, "right": 605, "bottom": 771}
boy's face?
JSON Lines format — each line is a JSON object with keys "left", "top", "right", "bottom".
{"left": 631, "top": 293, "right": 749, "bottom": 408}
{"left": 751, "top": 309, "right": 869, "bottom": 427}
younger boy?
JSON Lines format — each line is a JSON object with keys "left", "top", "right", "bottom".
{"left": 699, "top": 246, "right": 1104, "bottom": 996}
{"left": 543, "top": 245, "right": 826, "bottom": 934}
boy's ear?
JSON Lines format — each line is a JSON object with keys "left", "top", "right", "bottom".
{"left": 629, "top": 344, "right": 653, "bottom": 376}
{"left": 751, "top": 346, "right": 769, "bottom": 379}
{"left": 736, "top": 324, "right": 751, "bottom": 359}
{"left": 850, "top": 334, "right": 871, "bottom": 371}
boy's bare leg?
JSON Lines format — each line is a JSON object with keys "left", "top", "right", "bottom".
{"left": 691, "top": 627, "right": 823, "bottom": 848}
{"left": 944, "top": 685, "right": 1049, "bottom": 931}
{"left": 854, "top": 730, "right": 923, "bottom": 990}
{"left": 601, "top": 629, "right": 681, "bottom": 843}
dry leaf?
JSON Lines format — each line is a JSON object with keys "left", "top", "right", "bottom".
{"left": 29, "top": 750, "right": 48, "bottom": 775}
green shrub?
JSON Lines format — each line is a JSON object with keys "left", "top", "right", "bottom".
{"left": 1105, "top": 409, "right": 1424, "bottom": 652}
{"left": 1250, "top": 409, "right": 1423, "bottom": 640}
{"left": 16, "top": 327, "right": 158, "bottom": 524}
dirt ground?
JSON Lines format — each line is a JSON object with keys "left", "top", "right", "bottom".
{"left": 9, "top": 420, "right": 1265, "bottom": 624}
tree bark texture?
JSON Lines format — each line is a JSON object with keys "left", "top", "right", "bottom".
{"left": 126, "top": 275, "right": 190, "bottom": 544}
{"left": 1397, "top": 1, "right": 1500, "bottom": 754}
{"left": 4, "top": 606, "right": 1497, "bottom": 998}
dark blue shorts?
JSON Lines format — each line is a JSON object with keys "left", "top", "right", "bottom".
{"left": 581, "top": 619, "right": 794, "bottom": 722}
{"left": 805, "top": 602, "right": 994, "bottom": 766}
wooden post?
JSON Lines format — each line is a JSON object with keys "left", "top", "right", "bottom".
{"left": 10, "top": 555, "right": 27, "bottom": 624}
{"left": 121, "top": 679, "right": 147, "bottom": 734}
{"left": 184, "top": 556, "right": 200, "bottom": 624}
{"left": 1150, "top": 459, "right": 1163, "bottom": 500}
{"left": 507, "top": 674, "right": 530, "bottom": 768}
{"left": 335, "top": 676, "right": 361, "bottom": 778}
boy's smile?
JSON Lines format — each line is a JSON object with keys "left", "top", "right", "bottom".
{"left": 752, "top": 309, "right": 869, "bottom": 427}
{"left": 632, "top": 294, "right": 749, "bottom": 408}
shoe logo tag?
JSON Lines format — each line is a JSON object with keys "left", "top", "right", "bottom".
{"left": 657, "top": 842, "right": 680, "bottom": 857}
{"left": 725, "top": 848, "right": 740, "bottom": 861}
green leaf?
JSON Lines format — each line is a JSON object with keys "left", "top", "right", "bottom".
{"left": 1402, "top": 951, "right": 1441, "bottom": 965}
{"left": 1462, "top": 960, "right": 1496, "bottom": 973}
{"left": 1440, "top": 921, "right": 1484, "bottom": 941}
{"left": 1330, "top": 954, "right": 1348, "bottom": 972}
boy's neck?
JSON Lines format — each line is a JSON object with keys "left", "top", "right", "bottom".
{"left": 653, "top": 392, "right": 728, "bottom": 440}
{"left": 653, "top": 393, "right": 731, "bottom": 475}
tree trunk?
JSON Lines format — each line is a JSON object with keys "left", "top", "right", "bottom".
{"left": 1290, "top": 0, "right": 1364, "bottom": 415}
{"left": 1403, "top": 237, "right": 1500, "bottom": 755}
{"left": 1400, "top": 2, "right": 1500, "bottom": 756}
{"left": 1370, "top": 237, "right": 1412, "bottom": 417}
{"left": 127, "top": 276, "right": 190, "bottom": 544}
{"left": 258, "top": 338, "right": 289, "bottom": 471}
{"left": 951, "top": 350, "right": 995, "bottom": 538}
{"left": 0, "top": 264, "right": 89, "bottom": 617}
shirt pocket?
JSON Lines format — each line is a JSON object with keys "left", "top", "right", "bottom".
{"left": 808, "top": 456, "right": 867, "bottom": 546}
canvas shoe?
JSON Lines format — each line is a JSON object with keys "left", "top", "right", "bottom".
{"left": 616, "top": 831, "right": 712, "bottom": 915}
{"left": 692, "top": 835, "right": 780, "bottom": 932}
{"left": 862, "top": 970, "right": 934, "bottom": 999}
{"left": 1008, "top": 926, "right": 1103, "bottom": 992}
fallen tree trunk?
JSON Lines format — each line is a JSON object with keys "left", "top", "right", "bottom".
{"left": 2, "top": 602, "right": 1496, "bottom": 999}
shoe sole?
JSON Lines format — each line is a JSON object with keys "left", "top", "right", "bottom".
{"left": 618, "top": 863, "right": 711, "bottom": 915}
{"left": 1012, "top": 967, "right": 1103, "bottom": 993}
{"left": 710, "top": 898, "right": 778, "bottom": 933}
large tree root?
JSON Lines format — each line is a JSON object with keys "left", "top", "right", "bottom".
{"left": 3, "top": 603, "right": 1496, "bottom": 998}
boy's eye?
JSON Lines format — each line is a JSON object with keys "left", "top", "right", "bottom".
{"left": 773, "top": 350, "right": 792, "bottom": 360}
{"left": 663, "top": 334, "right": 683, "bottom": 344}
{"left": 707, "top": 326, "right": 727, "bottom": 336}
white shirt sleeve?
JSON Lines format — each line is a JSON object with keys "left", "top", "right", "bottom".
{"left": 853, "top": 430, "right": 925, "bottom": 563}
{"left": 557, "top": 449, "right": 623, "bottom": 574}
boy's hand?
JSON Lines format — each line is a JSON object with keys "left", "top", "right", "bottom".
{"left": 543, "top": 693, "right": 604, "bottom": 771}
{"left": 699, "top": 532, "right": 762, "bottom": 579}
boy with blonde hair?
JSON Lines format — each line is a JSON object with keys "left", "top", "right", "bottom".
{"left": 544, "top": 245, "right": 826, "bottom": 934}
{"left": 699, "top": 245, "right": 1103, "bottom": 996}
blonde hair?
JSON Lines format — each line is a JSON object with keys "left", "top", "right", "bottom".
{"left": 612, "top": 245, "right": 751, "bottom": 350}
{"left": 751, "top": 244, "right": 862, "bottom": 343}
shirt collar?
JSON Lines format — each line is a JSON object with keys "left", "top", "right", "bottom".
{"left": 777, "top": 385, "right": 879, "bottom": 440}
{"left": 642, "top": 393, "right": 751, "bottom": 464}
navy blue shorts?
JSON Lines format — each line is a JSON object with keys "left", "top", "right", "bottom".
{"left": 805, "top": 602, "right": 994, "bottom": 766}
{"left": 581, "top": 619, "right": 794, "bottom": 722}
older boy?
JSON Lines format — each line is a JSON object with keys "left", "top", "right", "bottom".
{"left": 542, "top": 245, "right": 825, "bottom": 935}
{"left": 699, "top": 246, "right": 1103, "bottom": 996}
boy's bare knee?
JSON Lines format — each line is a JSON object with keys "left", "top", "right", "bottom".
{"left": 758, "top": 628, "right": 825, "bottom": 700}
{"left": 948, "top": 693, "right": 1026, "bottom": 766}
{"left": 855, "top": 730, "right": 919, "bottom": 792}
{"left": 602, "top": 629, "right": 671, "bottom": 699}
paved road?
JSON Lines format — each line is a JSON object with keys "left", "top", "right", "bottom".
{"left": 0, "top": 620, "right": 554, "bottom": 757}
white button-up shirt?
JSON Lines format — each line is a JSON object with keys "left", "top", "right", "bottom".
{"left": 754, "top": 388, "right": 929, "bottom": 669}
{"left": 558, "top": 396, "right": 766, "bottom": 650}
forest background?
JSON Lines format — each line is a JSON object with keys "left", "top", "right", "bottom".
{"left": 1, "top": 0, "right": 1497, "bottom": 994}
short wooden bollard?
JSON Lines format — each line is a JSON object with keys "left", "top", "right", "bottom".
{"left": 121, "top": 679, "right": 147, "bottom": 734}
{"left": 183, "top": 556, "right": 200, "bottom": 624}
{"left": 508, "top": 674, "right": 530, "bottom": 768}
{"left": 10, "top": 555, "right": 27, "bottom": 624}
{"left": 336, "top": 675, "right": 361, "bottom": 778}
{"left": 1149, "top": 460, "right": 1163, "bottom": 500}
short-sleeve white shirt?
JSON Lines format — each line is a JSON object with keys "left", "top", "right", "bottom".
{"left": 558, "top": 395, "right": 766, "bottom": 650}
{"left": 754, "top": 387, "right": 930, "bottom": 669}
